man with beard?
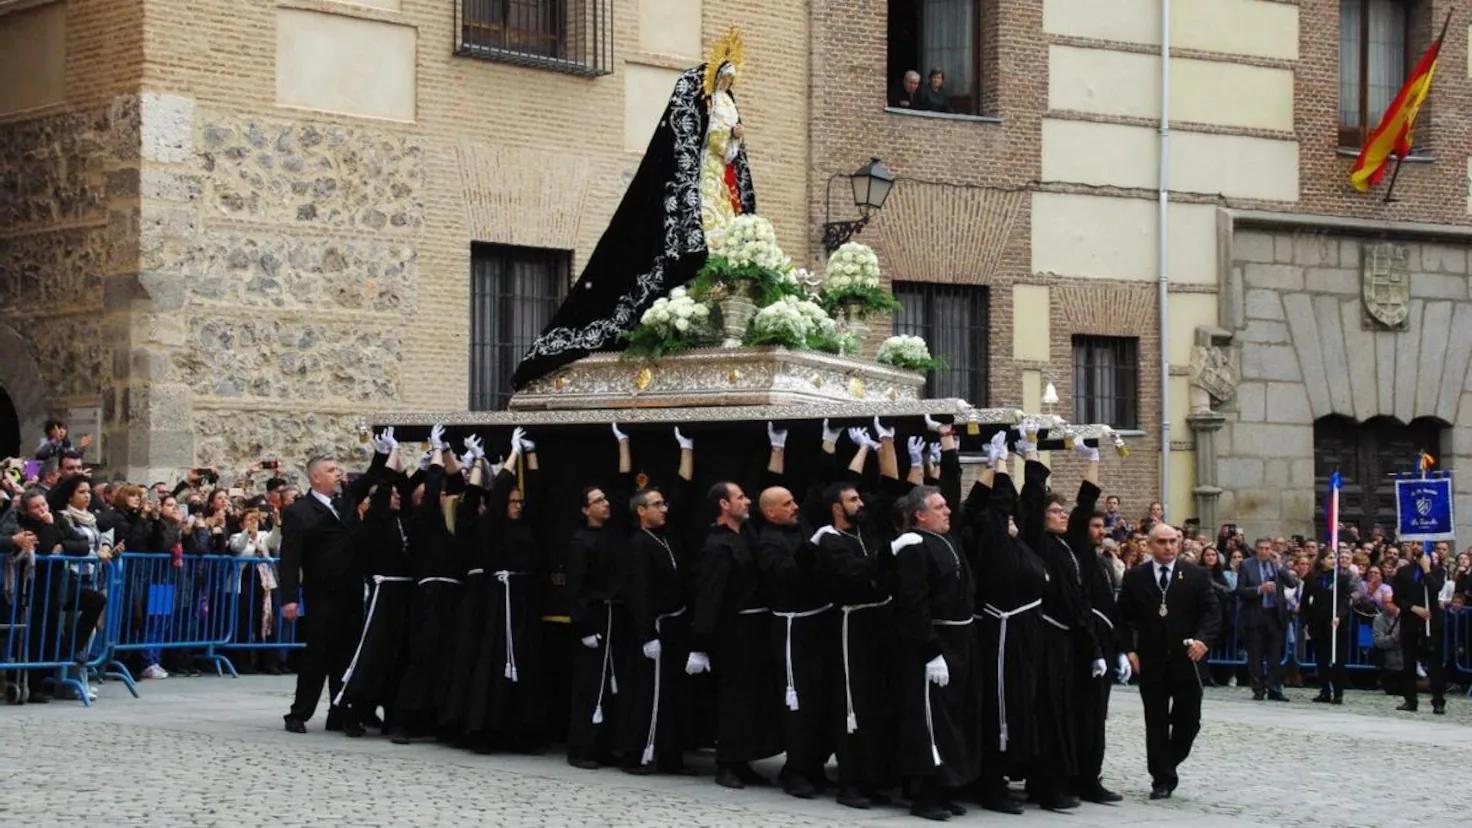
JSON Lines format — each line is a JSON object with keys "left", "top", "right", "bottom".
{"left": 1018, "top": 426, "right": 1101, "bottom": 812}
{"left": 963, "top": 431, "right": 1046, "bottom": 815}
{"left": 621, "top": 428, "right": 696, "bottom": 774}
{"left": 809, "top": 422, "right": 904, "bottom": 810}
{"left": 564, "top": 424, "right": 635, "bottom": 769}
{"left": 891, "top": 424, "right": 975, "bottom": 821}
{"left": 1117, "top": 523, "right": 1219, "bottom": 799}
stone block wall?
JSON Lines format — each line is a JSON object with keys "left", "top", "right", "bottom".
{"left": 1221, "top": 221, "right": 1472, "bottom": 541}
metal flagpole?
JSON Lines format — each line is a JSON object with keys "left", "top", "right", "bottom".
{"left": 1329, "top": 470, "right": 1341, "bottom": 658}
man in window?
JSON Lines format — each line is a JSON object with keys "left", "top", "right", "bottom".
{"left": 915, "top": 68, "right": 953, "bottom": 113}
{"left": 891, "top": 69, "right": 921, "bottom": 108}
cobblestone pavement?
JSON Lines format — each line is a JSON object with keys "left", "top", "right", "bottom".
{"left": 1, "top": 676, "right": 1466, "bottom": 826}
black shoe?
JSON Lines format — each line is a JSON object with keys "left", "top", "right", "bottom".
{"left": 342, "top": 721, "right": 365, "bottom": 738}
{"left": 324, "top": 719, "right": 343, "bottom": 732}
{"left": 734, "top": 765, "right": 770, "bottom": 787}
{"left": 360, "top": 711, "right": 384, "bottom": 730}
{"left": 979, "top": 796, "right": 1024, "bottom": 815}
{"left": 836, "top": 787, "right": 872, "bottom": 809}
{"left": 941, "top": 800, "right": 967, "bottom": 816}
{"left": 28, "top": 692, "right": 52, "bottom": 705}
{"left": 1332, "top": 696, "right": 1344, "bottom": 705}
{"left": 284, "top": 717, "right": 306, "bottom": 734}
{"left": 1267, "top": 691, "right": 1290, "bottom": 702}
{"left": 1433, "top": 704, "right": 1446, "bottom": 715}
{"left": 1149, "top": 785, "right": 1172, "bottom": 800}
{"left": 714, "top": 766, "right": 745, "bottom": 789}
{"left": 1039, "top": 795, "right": 1080, "bottom": 812}
{"left": 1077, "top": 784, "right": 1124, "bottom": 804}
{"left": 864, "top": 788, "right": 894, "bottom": 807}
{"left": 622, "top": 763, "right": 655, "bottom": 776}
{"left": 783, "top": 776, "right": 818, "bottom": 799}
{"left": 1252, "top": 691, "right": 1265, "bottom": 701}
{"left": 909, "top": 802, "right": 952, "bottom": 821}
{"left": 1312, "top": 693, "right": 1332, "bottom": 703}
{"left": 567, "top": 756, "right": 600, "bottom": 770}
{"left": 389, "top": 729, "right": 411, "bottom": 745}
{"left": 1396, "top": 702, "right": 1418, "bottom": 712}
{"left": 260, "top": 664, "right": 282, "bottom": 676}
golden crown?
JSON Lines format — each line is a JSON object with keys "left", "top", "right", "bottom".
{"left": 702, "top": 27, "right": 746, "bottom": 98}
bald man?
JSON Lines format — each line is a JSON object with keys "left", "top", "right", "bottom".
{"left": 754, "top": 484, "right": 835, "bottom": 800}
{"left": 1116, "top": 523, "right": 1220, "bottom": 800}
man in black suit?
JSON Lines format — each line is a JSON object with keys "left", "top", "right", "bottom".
{"left": 1117, "top": 523, "right": 1220, "bottom": 800}
{"left": 280, "top": 445, "right": 385, "bottom": 734}
{"left": 1235, "top": 537, "right": 1298, "bottom": 701}
{"left": 1391, "top": 544, "right": 1447, "bottom": 714}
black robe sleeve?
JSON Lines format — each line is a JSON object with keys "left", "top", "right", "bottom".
{"left": 691, "top": 530, "right": 732, "bottom": 654}
{"left": 895, "top": 540, "right": 942, "bottom": 663}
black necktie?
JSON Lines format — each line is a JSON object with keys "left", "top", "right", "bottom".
{"left": 1158, "top": 566, "right": 1169, "bottom": 593}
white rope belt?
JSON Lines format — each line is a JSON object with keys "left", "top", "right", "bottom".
{"left": 1090, "top": 607, "right": 1115, "bottom": 630}
{"left": 924, "top": 615, "right": 972, "bottom": 766}
{"left": 737, "top": 606, "right": 770, "bottom": 615}
{"left": 466, "top": 568, "right": 485, "bottom": 576}
{"left": 418, "top": 577, "right": 462, "bottom": 586}
{"left": 841, "top": 596, "right": 892, "bottom": 733}
{"left": 932, "top": 617, "right": 975, "bottom": 626}
{"left": 373, "top": 575, "right": 413, "bottom": 584}
{"left": 773, "top": 604, "right": 833, "bottom": 711}
{"left": 642, "top": 606, "right": 687, "bottom": 766}
{"left": 978, "top": 598, "right": 1042, "bottom": 751}
{"left": 592, "top": 601, "right": 619, "bottom": 725}
{"left": 335, "top": 576, "right": 402, "bottom": 706}
{"left": 494, "top": 571, "right": 528, "bottom": 683}
{"left": 1040, "top": 612, "right": 1071, "bottom": 632}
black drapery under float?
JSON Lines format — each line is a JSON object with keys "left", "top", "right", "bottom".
{"left": 511, "top": 64, "right": 757, "bottom": 390}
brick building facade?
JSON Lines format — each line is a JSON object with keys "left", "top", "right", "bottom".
{"left": 2, "top": 0, "right": 1470, "bottom": 540}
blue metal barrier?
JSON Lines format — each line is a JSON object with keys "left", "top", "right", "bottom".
{"left": 1447, "top": 607, "right": 1472, "bottom": 697}
{"left": 108, "top": 553, "right": 244, "bottom": 679}
{"left": 216, "top": 553, "right": 304, "bottom": 656}
{"left": 1206, "top": 595, "right": 1246, "bottom": 667}
{"left": 1284, "top": 612, "right": 1380, "bottom": 672}
{"left": 2, "top": 552, "right": 136, "bottom": 706}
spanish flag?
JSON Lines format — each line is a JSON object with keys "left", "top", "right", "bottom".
{"left": 1349, "top": 16, "right": 1449, "bottom": 192}
{"left": 1420, "top": 451, "right": 1437, "bottom": 473}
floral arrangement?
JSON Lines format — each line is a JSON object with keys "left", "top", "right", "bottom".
{"left": 876, "top": 334, "right": 942, "bottom": 372}
{"left": 692, "top": 214, "right": 804, "bottom": 305}
{"left": 746, "top": 295, "right": 851, "bottom": 353}
{"left": 817, "top": 242, "right": 900, "bottom": 317}
{"left": 621, "top": 287, "right": 713, "bottom": 358}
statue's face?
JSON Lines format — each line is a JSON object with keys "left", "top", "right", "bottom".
{"left": 716, "top": 63, "right": 736, "bottom": 92}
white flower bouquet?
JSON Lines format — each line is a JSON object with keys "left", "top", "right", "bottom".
{"left": 746, "top": 295, "right": 848, "bottom": 353}
{"left": 622, "top": 286, "right": 715, "bottom": 358}
{"left": 694, "top": 214, "right": 804, "bottom": 305}
{"left": 817, "top": 242, "right": 900, "bottom": 317}
{"left": 876, "top": 334, "right": 941, "bottom": 372}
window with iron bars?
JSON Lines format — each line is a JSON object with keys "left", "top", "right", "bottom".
{"left": 1072, "top": 335, "right": 1139, "bottom": 430}
{"left": 892, "top": 282, "right": 989, "bottom": 405}
{"left": 470, "top": 243, "right": 569, "bottom": 411}
{"left": 456, "top": 0, "right": 613, "bottom": 76}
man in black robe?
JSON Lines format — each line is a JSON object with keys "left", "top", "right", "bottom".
{"left": 963, "top": 433, "right": 1046, "bottom": 815}
{"left": 565, "top": 425, "right": 635, "bottom": 768}
{"left": 1392, "top": 545, "right": 1448, "bottom": 713}
{"left": 620, "top": 429, "right": 696, "bottom": 774}
{"left": 891, "top": 427, "right": 976, "bottom": 821}
{"left": 512, "top": 65, "right": 756, "bottom": 388}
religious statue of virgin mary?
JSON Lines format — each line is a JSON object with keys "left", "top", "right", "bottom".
{"left": 512, "top": 29, "right": 757, "bottom": 389}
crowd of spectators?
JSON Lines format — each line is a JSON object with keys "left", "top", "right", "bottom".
{"left": 2, "top": 419, "right": 304, "bottom": 701}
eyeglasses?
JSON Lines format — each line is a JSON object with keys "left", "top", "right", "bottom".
{"left": 587, "top": 496, "right": 609, "bottom": 506}
{"left": 648, "top": 500, "right": 668, "bottom": 509}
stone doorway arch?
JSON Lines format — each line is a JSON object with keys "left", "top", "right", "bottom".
{"left": 0, "top": 323, "right": 46, "bottom": 457}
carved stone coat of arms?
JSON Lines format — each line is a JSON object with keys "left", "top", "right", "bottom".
{"left": 1362, "top": 241, "right": 1410, "bottom": 329}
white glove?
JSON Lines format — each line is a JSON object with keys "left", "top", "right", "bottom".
{"left": 821, "top": 418, "right": 841, "bottom": 444}
{"left": 848, "top": 428, "right": 880, "bottom": 452}
{"left": 906, "top": 436, "right": 926, "bottom": 467}
{"left": 418, "top": 450, "right": 433, "bottom": 471}
{"left": 685, "top": 652, "right": 711, "bottom": 675}
{"left": 674, "top": 427, "right": 694, "bottom": 451}
{"left": 520, "top": 433, "right": 537, "bottom": 453}
{"left": 872, "top": 416, "right": 895, "bottom": 441}
{"left": 429, "top": 423, "right": 447, "bottom": 452}
{"left": 810, "top": 525, "right": 840, "bottom": 545}
{"left": 580, "top": 634, "right": 601, "bottom": 649}
{"left": 371, "top": 429, "right": 392, "bottom": 455}
{"left": 642, "top": 639, "right": 662, "bottom": 660}
{"left": 611, "top": 422, "right": 629, "bottom": 443}
{"left": 508, "top": 427, "right": 526, "bottom": 458}
{"left": 381, "top": 426, "right": 398, "bottom": 453}
{"left": 1091, "top": 658, "right": 1108, "bottom": 679}
{"left": 1075, "top": 441, "right": 1101, "bottom": 463}
{"left": 767, "top": 421, "right": 788, "bottom": 449}
{"left": 891, "top": 532, "right": 923, "bottom": 555}
{"left": 463, "top": 434, "right": 486, "bottom": 461}
{"left": 457, "top": 451, "right": 475, "bottom": 469}
{"left": 925, "top": 655, "right": 950, "bottom": 687}
{"left": 923, "top": 414, "right": 944, "bottom": 433}
{"left": 1115, "top": 653, "right": 1133, "bottom": 683}
{"left": 985, "top": 431, "right": 1009, "bottom": 466}
{"left": 1014, "top": 425, "right": 1038, "bottom": 457}
{"left": 928, "top": 443, "right": 942, "bottom": 466}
